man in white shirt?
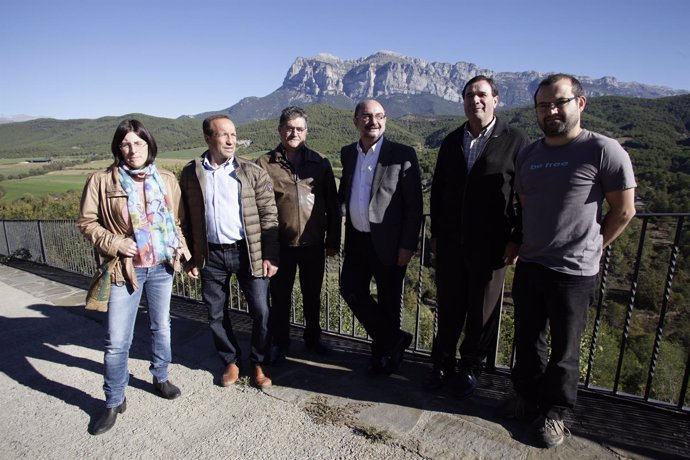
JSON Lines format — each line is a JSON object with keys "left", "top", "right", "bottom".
{"left": 338, "top": 99, "right": 423, "bottom": 376}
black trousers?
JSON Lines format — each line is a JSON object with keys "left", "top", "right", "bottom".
{"left": 340, "top": 228, "right": 406, "bottom": 357}
{"left": 431, "top": 259, "right": 506, "bottom": 371}
{"left": 269, "top": 244, "right": 326, "bottom": 348}
{"left": 511, "top": 260, "right": 597, "bottom": 420}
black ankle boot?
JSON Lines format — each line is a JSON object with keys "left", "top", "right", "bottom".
{"left": 153, "top": 377, "right": 181, "bottom": 400}
{"left": 91, "top": 398, "right": 126, "bottom": 435}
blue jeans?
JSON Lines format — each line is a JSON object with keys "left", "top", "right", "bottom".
{"left": 202, "top": 244, "right": 270, "bottom": 366}
{"left": 104, "top": 263, "right": 174, "bottom": 408}
{"left": 511, "top": 261, "right": 597, "bottom": 420}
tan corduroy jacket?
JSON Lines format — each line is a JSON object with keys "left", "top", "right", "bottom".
{"left": 76, "top": 166, "right": 191, "bottom": 291}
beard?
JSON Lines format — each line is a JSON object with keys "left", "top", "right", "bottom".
{"left": 539, "top": 115, "right": 577, "bottom": 137}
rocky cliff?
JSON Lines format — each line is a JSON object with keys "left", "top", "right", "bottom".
{"left": 283, "top": 50, "right": 684, "bottom": 107}
{"left": 194, "top": 51, "right": 686, "bottom": 124}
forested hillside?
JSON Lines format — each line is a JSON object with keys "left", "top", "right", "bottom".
{"left": 0, "top": 114, "right": 203, "bottom": 158}
{"left": 2, "top": 95, "right": 690, "bottom": 213}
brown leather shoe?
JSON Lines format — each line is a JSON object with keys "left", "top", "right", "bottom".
{"left": 251, "top": 365, "right": 272, "bottom": 389}
{"left": 221, "top": 363, "right": 240, "bottom": 387}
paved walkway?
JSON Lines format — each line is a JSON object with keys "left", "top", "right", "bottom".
{"left": 0, "top": 260, "right": 686, "bottom": 459}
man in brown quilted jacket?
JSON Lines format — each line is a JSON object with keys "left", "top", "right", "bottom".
{"left": 180, "top": 114, "right": 279, "bottom": 390}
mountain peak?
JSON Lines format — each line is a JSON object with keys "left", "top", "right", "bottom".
{"left": 364, "top": 50, "right": 408, "bottom": 61}
{"left": 311, "top": 53, "right": 341, "bottom": 63}
{"left": 281, "top": 51, "right": 685, "bottom": 108}
{"left": 201, "top": 52, "right": 688, "bottom": 124}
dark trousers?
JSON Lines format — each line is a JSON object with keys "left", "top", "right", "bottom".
{"left": 201, "top": 244, "right": 270, "bottom": 366}
{"left": 511, "top": 260, "right": 597, "bottom": 421}
{"left": 269, "top": 244, "right": 326, "bottom": 348}
{"left": 340, "top": 228, "right": 406, "bottom": 356}
{"left": 431, "top": 260, "right": 506, "bottom": 371}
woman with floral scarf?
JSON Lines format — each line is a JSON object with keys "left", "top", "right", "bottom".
{"left": 77, "top": 119, "right": 190, "bottom": 435}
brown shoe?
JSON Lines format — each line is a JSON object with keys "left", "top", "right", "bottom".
{"left": 251, "top": 365, "right": 272, "bottom": 389}
{"left": 221, "top": 363, "right": 240, "bottom": 387}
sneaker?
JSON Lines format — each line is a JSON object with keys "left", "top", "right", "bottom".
{"left": 536, "top": 416, "right": 570, "bottom": 448}
{"left": 496, "top": 394, "right": 538, "bottom": 420}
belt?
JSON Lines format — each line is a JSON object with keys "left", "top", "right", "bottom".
{"left": 208, "top": 240, "right": 245, "bottom": 250}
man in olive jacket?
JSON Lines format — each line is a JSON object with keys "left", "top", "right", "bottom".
{"left": 256, "top": 106, "right": 341, "bottom": 362}
{"left": 427, "top": 76, "right": 529, "bottom": 398}
{"left": 179, "top": 114, "right": 279, "bottom": 390}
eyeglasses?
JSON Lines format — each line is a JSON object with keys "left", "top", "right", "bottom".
{"left": 282, "top": 126, "right": 307, "bottom": 134}
{"left": 535, "top": 97, "right": 578, "bottom": 111}
{"left": 356, "top": 113, "right": 386, "bottom": 122}
{"left": 119, "top": 141, "right": 147, "bottom": 151}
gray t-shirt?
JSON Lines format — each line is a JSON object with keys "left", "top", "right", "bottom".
{"left": 515, "top": 129, "right": 636, "bottom": 276}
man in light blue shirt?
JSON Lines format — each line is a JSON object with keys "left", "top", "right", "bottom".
{"left": 180, "top": 115, "right": 279, "bottom": 390}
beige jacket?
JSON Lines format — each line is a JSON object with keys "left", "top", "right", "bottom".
{"left": 76, "top": 166, "right": 191, "bottom": 291}
{"left": 179, "top": 154, "right": 279, "bottom": 277}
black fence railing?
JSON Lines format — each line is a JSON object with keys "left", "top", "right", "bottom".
{"left": 0, "top": 215, "right": 688, "bottom": 413}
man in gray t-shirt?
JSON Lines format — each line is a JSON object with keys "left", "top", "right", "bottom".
{"left": 516, "top": 129, "right": 636, "bottom": 276}
{"left": 504, "top": 74, "right": 636, "bottom": 449}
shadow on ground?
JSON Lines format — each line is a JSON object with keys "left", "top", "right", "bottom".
{"left": 2, "top": 258, "right": 688, "bottom": 458}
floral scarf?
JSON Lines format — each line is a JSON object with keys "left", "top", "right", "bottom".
{"left": 118, "top": 162, "right": 181, "bottom": 266}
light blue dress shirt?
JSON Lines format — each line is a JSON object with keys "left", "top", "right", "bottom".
{"left": 202, "top": 154, "right": 245, "bottom": 244}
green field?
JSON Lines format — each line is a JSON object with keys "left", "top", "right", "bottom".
{"left": 158, "top": 147, "right": 206, "bottom": 159}
{"left": 0, "top": 148, "right": 210, "bottom": 202}
{"left": 0, "top": 157, "right": 87, "bottom": 178}
{"left": 0, "top": 162, "right": 42, "bottom": 177}
{"left": 1, "top": 145, "right": 297, "bottom": 203}
{"left": 0, "top": 174, "right": 89, "bottom": 202}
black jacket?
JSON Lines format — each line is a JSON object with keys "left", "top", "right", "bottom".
{"left": 430, "top": 117, "right": 529, "bottom": 270}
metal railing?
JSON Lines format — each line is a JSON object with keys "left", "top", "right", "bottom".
{"left": 0, "top": 215, "right": 688, "bottom": 413}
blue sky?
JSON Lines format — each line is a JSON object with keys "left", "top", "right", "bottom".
{"left": 1, "top": 0, "right": 688, "bottom": 120}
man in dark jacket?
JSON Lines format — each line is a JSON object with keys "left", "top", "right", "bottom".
{"left": 339, "top": 99, "right": 423, "bottom": 376}
{"left": 427, "top": 76, "right": 529, "bottom": 397}
{"left": 256, "top": 106, "right": 341, "bottom": 363}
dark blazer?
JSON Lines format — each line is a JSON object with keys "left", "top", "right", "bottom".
{"left": 430, "top": 117, "right": 529, "bottom": 270}
{"left": 339, "top": 137, "right": 423, "bottom": 266}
